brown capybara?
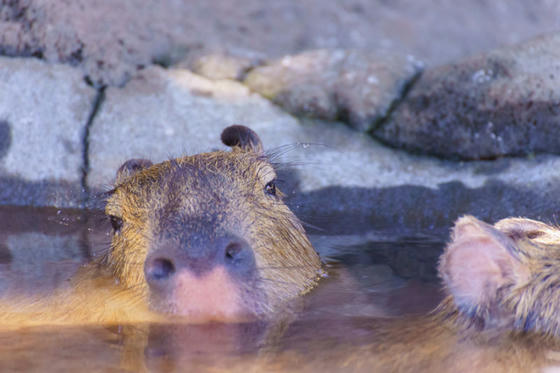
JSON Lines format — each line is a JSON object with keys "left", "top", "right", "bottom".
{"left": 287, "top": 215, "right": 560, "bottom": 373}
{"left": 0, "top": 125, "right": 323, "bottom": 326}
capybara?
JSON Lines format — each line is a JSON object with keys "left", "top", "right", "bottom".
{"left": 0, "top": 125, "right": 323, "bottom": 326}
{"left": 292, "top": 215, "right": 560, "bottom": 373}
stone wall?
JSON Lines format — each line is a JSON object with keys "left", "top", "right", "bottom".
{"left": 1, "top": 0, "right": 560, "bottom": 236}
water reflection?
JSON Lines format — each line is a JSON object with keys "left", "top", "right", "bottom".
{"left": 0, "top": 207, "right": 91, "bottom": 296}
{"left": 0, "top": 207, "right": 446, "bottom": 372}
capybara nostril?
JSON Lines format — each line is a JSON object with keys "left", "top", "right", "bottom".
{"left": 146, "top": 257, "right": 176, "bottom": 282}
{"left": 219, "top": 237, "right": 255, "bottom": 273}
{"left": 224, "top": 242, "right": 242, "bottom": 261}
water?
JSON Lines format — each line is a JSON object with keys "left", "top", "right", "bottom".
{"left": 0, "top": 206, "right": 445, "bottom": 372}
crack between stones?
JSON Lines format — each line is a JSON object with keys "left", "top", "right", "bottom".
{"left": 362, "top": 69, "right": 470, "bottom": 161}
{"left": 233, "top": 56, "right": 428, "bottom": 139}
{"left": 136, "top": 61, "right": 497, "bottom": 162}
{"left": 80, "top": 86, "right": 106, "bottom": 209}
{"left": 369, "top": 68, "right": 422, "bottom": 133}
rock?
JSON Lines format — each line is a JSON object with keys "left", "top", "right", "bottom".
{"left": 0, "top": 0, "right": 174, "bottom": 87}
{"left": 87, "top": 66, "right": 313, "bottom": 190}
{"left": 88, "top": 66, "right": 560, "bottom": 237}
{"left": 245, "top": 50, "right": 423, "bottom": 131}
{"left": 1, "top": 0, "right": 558, "bottom": 87}
{"left": 0, "top": 57, "right": 96, "bottom": 208}
{"left": 178, "top": 49, "right": 263, "bottom": 81}
{"left": 374, "top": 33, "right": 560, "bottom": 160}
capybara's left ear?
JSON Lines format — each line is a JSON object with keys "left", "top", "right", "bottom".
{"left": 115, "top": 158, "right": 153, "bottom": 185}
{"left": 438, "top": 215, "right": 530, "bottom": 315}
{"left": 221, "top": 125, "right": 264, "bottom": 154}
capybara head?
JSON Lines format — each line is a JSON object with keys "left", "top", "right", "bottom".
{"left": 438, "top": 215, "right": 560, "bottom": 336}
{"left": 104, "top": 125, "right": 322, "bottom": 322}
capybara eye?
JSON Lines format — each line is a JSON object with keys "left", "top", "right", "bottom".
{"left": 109, "top": 215, "right": 123, "bottom": 232}
{"left": 264, "top": 180, "right": 276, "bottom": 196}
{"left": 526, "top": 231, "right": 544, "bottom": 239}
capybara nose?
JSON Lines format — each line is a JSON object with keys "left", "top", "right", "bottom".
{"left": 144, "top": 234, "right": 255, "bottom": 286}
{"left": 220, "top": 237, "right": 255, "bottom": 275}
{"left": 145, "top": 257, "right": 176, "bottom": 281}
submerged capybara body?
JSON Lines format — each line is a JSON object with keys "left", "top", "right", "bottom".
{"left": 0, "top": 125, "right": 323, "bottom": 326}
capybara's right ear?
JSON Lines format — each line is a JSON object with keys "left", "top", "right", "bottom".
{"left": 438, "top": 216, "right": 529, "bottom": 315}
{"left": 115, "top": 158, "right": 153, "bottom": 185}
{"left": 221, "top": 125, "right": 264, "bottom": 154}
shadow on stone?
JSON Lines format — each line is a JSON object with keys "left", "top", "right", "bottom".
{"left": 287, "top": 179, "right": 560, "bottom": 238}
{"left": 0, "top": 120, "right": 12, "bottom": 160}
{"left": 0, "top": 176, "right": 83, "bottom": 208}
{"left": 0, "top": 243, "right": 12, "bottom": 264}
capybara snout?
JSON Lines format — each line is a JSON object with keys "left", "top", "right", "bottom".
{"left": 103, "top": 125, "right": 323, "bottom": 322}
{"left": 144, "top": 229, "right": 259, "bottom": 321}
{"left": 144, "top": 232, "right": 255, "bottom": 283}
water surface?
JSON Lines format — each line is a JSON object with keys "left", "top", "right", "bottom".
{"left": 0, "top": 207, "right": 444, "bottom": 372}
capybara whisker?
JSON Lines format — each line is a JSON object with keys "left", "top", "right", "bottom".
{"left": 265, "top": 142, "right": 328, "bottom": 162}
{"left": 257, "top": 264, "right": 320, "bottom": 270}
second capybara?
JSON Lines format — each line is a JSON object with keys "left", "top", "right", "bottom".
{"left": 279, "top": 215, "right": 560, "bottom": 373}
{"left": 0, "top": 125, "right": 323, "bottom": 326}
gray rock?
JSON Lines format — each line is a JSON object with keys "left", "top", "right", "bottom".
{"left": 1, "top": 0, "right": 559, "bottom": 87}
{"left": 0, "top": 57, "right": 96, "bottom": 208}
{"left": 88, "top": 66, "right": 560, "bottom": 237}
{"left": 374, "top": 33, "right": 560, "bottom": 160}
{"left": 87, "top": 66, "right": 315, "bottom": 190}
{"left": 245, "top": 50, "right": 423, "bottom": 131}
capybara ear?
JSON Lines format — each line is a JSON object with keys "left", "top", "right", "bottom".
{"left": 221, "top": 125, "right": 264, "bottom": 154}
{"left": 438, "top": 215, "right": 529, "bottom": 314}
{"left": 116, "top": 158, "right": 153, "bottom": 185}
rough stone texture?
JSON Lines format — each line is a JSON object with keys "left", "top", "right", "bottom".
{"left": 0, "top": 56, "right": 96, "bottom": 207}
{"left": 375, "top": 33, "right": 560, "bottom": 160}
{"left": 89, "top": 67, "right": 560, "bottom": 237}
{"left": 1, "top": 0, "right": 558, "bottom": 86}
{"left": 0, "top": 0, "right": 173, "bottom": 87}
{"left": 244, "top": 50, "right": 423, "bottom": 131}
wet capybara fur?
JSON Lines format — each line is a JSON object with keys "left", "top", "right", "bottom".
{"left": 0, "top": 125, "right": 323, "bottom": 326}
{"left": 315, "top": 215, "right": 560, "bottom": 373}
